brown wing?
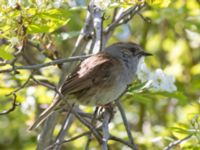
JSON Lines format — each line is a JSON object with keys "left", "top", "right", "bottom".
{"left": 60, "top": 52, "right": 121, "bottom": 95}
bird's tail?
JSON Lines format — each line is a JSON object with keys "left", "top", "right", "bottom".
{"left": 28, "top": 96, "right": 61, "bottom": 131}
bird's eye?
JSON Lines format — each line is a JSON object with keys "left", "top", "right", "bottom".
{"left": 121, "top": 49, "right": 132, "bottom": 56}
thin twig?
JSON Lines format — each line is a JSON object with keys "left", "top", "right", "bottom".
{"left": 85, "top": 136, "right": 92, "bottom": 150}
{"left": 0, "top": 94, "right": 19, "bottom": 115}
{"left": 31, "top": 76, "right": 56, "bottom": 91}
{"left": 116, "top": 100, "right": 138, "bottom": 150}
{"left": 54, "top": 110, "right": 74, "bottom": 150}
{"left": 55, "top": 91, "right": 102, "bottom": 144}
{"left": 137, "top": 12, "right": 151, "bottom": 23}
{"left": 109, "top": 135, "right": 135, "bottom": 148}
{"left": 36, "top": 112, "right": 59, "bottom": 150}
{"left": 85, "top": 107, "right": 99, "bottom": 150}
{"left": 71, "top": 106, "right": 102, "bottom": 144}
{"left": 0, "top": 55, "right": 91, "bottom": 73}
{"left": 7, "top": 74, "right": 32, "bottom": 96}
{"left": 104, "top": 5, "right": 139, "bottom": 33}
{"left": 45, "top": 131, "right": 92, "bottom": 150}
{"left": 164, "top": 135, "right": 193, "bottom": 150}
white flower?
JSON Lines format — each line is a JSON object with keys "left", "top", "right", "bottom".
{"left": 137, "top": 59, "right": 177, "bottom": 93}
{"left": 162, "top": 74, "right": 177, "bottom": 92}
{"left": 149, "top": 69, "right": 166, "bottom": 90}
{"left": 137, "top": 58, "right": 151, "bottom": 82}
{"left": 149, "top": 69, "right": 177, "bottom": 92}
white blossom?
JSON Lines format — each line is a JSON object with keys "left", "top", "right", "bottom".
{"left": 137, "top": 58, "right": 177, "bottom": 93}
{"left": 137, "top": 58, "right": 151, "bottom": 82}
{"left": 149, "top": 69, "right": 177, "bottom": 92}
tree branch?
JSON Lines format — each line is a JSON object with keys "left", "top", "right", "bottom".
{"left": 101, "top": 108, "right": 111, "bottom": 150}
{"left": 0, "top": 55, "right": 91, "bottom": 73}
{"left": 104, "top": 5, "right": 140, "bottom": 33}
{"left": 89, "top": 2, "right": 104, "bottom": 53}
{"left": 54, "top": 110, "right": 74, "bottom": 150}
{"left": 0, "top": 94, "right": 19, "bottom": 115}
{"left": 45, "top": 131, "right": 93, "bottom": 150}
{"left": 116, "top": 100, "right": 138, "bottom": 150}
{"left": 164, "top": 135, "right": 193, "bottom": 150}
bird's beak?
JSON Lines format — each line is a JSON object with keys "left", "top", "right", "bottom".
{"left": 141, "top": 51, "right": 152, "bottom": 57}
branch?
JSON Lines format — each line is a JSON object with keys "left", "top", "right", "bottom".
{"left": 36, "top": 112, "right": 59, "bottom": 150}
{"left": 109, "top": 135, "right": 135, "bottom": 148}
{"left": 31, "top": 75, "right": 56, "bottom": 91}
{"left": 55, "top": 91, "right": 102, "bottom": 144}
{"left": 71, "top": 106, "right": 102, "bottom": 144}
{"left": 115, "top": 100, "right": 138, "bottom": 150}
{"left": 0, "top": 55, "right": 91, "bottom": 73}
{"left": 137, "top": 11, "right": 151, "bottom": 23}
{"left": 7, "top": 74, "right": 32, "bottom": 96}
{"left": 45, "top": 131, "right": 92, "bottom": 150}
{"left": 0, "top": 94, "right": 20, "bottom": 115}
{"left": 0, "top": 74, "right": 32, "bottom": 115}
{"left": 102, "top": 3, "right": 146, "bottom": 46}
{"left": 104, "top": 5, "right": 140, "bottom": 33}
{"left": 164, "top": 135, "right": 193, "bottom": 150}
{"left": 54, "top": 110, "right": 74, "bottom": 150}
{"left": 101, "top": 108, "right": 111, "bottom": 150}
{"left": 89, "top": 2, "right": 104, "bottom": 53}
{"left": 71, "top": 11, "right": 93, "bottom": 57}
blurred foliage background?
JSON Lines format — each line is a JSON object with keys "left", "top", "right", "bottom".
{"left": 0, "top": 0, "right": 200, "bottom": 150}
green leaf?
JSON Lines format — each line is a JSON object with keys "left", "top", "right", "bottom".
{"left": 146, "top": 0, "right": 171, "bottom": 8}
{"left": 128, "top": 93, "right": 152, "bottom": 105}
{"left": 27, "top": 9, "right": 70, "bottom": 33}
{"left": 0, "top": 45, "right": 14, "bottom": 60}
{"left": 170, "top": 127, "right": 191, "bottom": 134}
{"left": 150, "top": 91, "right": 188, "bottom": 104}
{"left": 128, "top": 81, "right": 148, "bottom": 92}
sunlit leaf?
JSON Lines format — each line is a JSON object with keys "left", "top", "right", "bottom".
{"left": 127, "top": 93, "right": 152, "bottom": 105}
{"left": 0, "top": 45, "right": 14, "bottom": 60}
{"left": 128, "top": 81, "right": 148, "bottom": 92}
{"left": 146, "top": 0, "right": 171, "bottom": 7}
{"left": 27, "top": 9, "right": 71, "bottom": 33}
{"left": 150, "top": 91, "right": 188, "bottom": 103}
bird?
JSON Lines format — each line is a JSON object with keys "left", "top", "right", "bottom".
{"left": 29, "top": 42, "right": 152, "bottom": 130}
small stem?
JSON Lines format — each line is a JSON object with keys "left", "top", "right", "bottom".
{"left": 164, "top": 135, "right": 193, "bottom": 150}
{"left": 116, "top": 100, "right": 138, "bottom": 150}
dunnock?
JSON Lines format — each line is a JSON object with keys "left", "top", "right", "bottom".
{"left": 29, "top": 42, "right": 151, "bottom": 130}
